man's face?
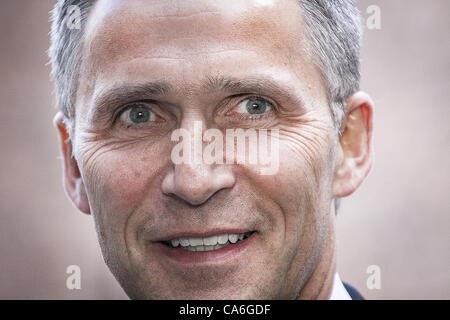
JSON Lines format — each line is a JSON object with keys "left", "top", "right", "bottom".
{"left": 72, "top": 0, "right": 338, "bottom": 299}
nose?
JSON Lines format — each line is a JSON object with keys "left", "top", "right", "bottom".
{"left": 161, "top": 163, "right": 235, "bottom": 206}
{"left": 161, "top": 119, "right": 235, "bottom": 206}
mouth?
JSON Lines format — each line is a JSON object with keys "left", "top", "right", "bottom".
{"left": 160, "top": 231, "right": 255, "bottom": 252}
{"left": 154, "top": 230, "right": 257, "bottom": 264}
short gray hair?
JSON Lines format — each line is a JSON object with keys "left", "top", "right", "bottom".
{"left": 49, "top": 0, "right": 362, "bottom": 133}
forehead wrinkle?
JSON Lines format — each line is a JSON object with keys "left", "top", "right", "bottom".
{"left": 83, "top": 0, "right": 302, "bottom": 65}
{"left": 83, "top": 3, "right": 224, "bottom": 63}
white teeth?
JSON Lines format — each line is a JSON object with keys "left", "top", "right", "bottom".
{"left": 189, "top": 238, "right": 203, "bottom": 246}
{"left": 214, "top": 243, "right": 228, "bottom": 250}
{"left": 228, "top": 234, "right": 238, "bottom": 243}
{"left": 203, "top": 235, "right": 218, "bottom": 246}
{"left": 167, "top": 232, "right": 253, "bottom": 251}
{"left": 171, "top": 238, "right": 180, "bottom": 247}
{"left": 217, "top": 234, "right": 229, "bottom": 244}
{"left": 180, "top": 238, "right": 190, "bottom": 247}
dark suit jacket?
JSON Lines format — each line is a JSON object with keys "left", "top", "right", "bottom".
{"left": 343, "top": 282, "right": 364, "bottom": 300}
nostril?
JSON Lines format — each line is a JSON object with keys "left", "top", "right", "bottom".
{"left": 178, "top": 188, "right": 217, "bottom": 206}
{"left": 161, "top": 163, "right": 235, "bottom": 206}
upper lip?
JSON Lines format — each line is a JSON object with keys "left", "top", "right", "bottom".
{"left": 153, "top": 228, "right": 255, "bottom": 242}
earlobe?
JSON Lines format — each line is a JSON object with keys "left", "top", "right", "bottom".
{"left": 54, "top": 112, "right": 91, "bottom": 215}
{"left": 332, "top": 92, "right": 374, "bottom": 198}
{"left": 74, "top": 178, "right": 91, "bottom": 214}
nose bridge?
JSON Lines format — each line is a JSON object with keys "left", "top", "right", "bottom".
{"left": 177, "top": 116, "right": 211, "bottom": 191}
{"left": 181, "top": 115, "right": 204, "bottom": 165}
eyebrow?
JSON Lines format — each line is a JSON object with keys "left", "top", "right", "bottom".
{"left": 90, "top": 81, "right": 171, "bottom": 124}
{"left": 89, "top": 75, "right": 305, "bottom": 124}
{"left": 201, "top": 75, "right": 306, "bottom": 108}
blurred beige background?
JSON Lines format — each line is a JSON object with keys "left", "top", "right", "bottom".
{"left": 0, "top": 0, "right": 448, "bottom": 299}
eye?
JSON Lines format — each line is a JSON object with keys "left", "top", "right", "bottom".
{"left": 118, "top": 103, "right": 156, "bottom": 125}
{"left": 235, "top": 97, "right": 273, "bottom": 115}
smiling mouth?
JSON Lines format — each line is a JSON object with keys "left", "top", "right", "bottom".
{"left": 160, "top": 231, "right": 255, "bottom": 252}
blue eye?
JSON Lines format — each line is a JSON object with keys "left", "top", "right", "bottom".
{"left": 119, "top": 104, "right": 155, "bottom": 124}
{"left": 237, "top": 98, "right": 272, "bottom": 115}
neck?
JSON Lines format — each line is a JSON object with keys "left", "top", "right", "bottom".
{"left": 296, "top": 212, "right": 337, "bottom": 300}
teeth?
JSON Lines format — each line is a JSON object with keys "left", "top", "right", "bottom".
{"left": 180, "top": 238, "right": 190, "bottom": 247}
{"left": 203, "top": 235, "right": 218, "bottom": 246}
{"left": 189, "top": 238, "right": 203, "bottom": 246}
{"left": 171, "top": 238, "right": 180, "bottom": 247}
{"left": 167, "top": 232, "right": 252, "bottom": 251}
{"left": 228, "top": 234, "right": 238, "bottom": 243}
{"left": 213, "top": 243, "right": 228, "bottom": 250}
{"left": 217, "top": 234, "right": 228, "bottom": 244}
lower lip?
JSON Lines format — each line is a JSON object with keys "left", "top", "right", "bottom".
{"left": 154, "top": 233, "right": 255, "bottom": 265}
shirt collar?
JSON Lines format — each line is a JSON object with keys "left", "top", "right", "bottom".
{"left": 329, "top": 273, "right": 352, "bottom": 300}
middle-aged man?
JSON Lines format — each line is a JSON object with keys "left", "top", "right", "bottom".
{"left": 50, "top": 0, "right": 373, "bottom": 299}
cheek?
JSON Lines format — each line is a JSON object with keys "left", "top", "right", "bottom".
{"left": 258, "top": 146, "right": 316, "bottom": 234}
{"left": 243, "top": 132, "right": 335, "bottom": 243}
{"left": 106, "top": 159, "right": 151, "bottom": 211}
{"left": 248, "top": 135, "right": 333, "bottom": 207}
{"left": 80, "top": 142, "right": 170, "bottom": 219}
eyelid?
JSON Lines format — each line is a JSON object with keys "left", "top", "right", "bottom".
{"left": 114, "top": 101, "right": 157, "bottom": 122}
{"left": 224, "top": 95, "right": 276, "bottom": 116}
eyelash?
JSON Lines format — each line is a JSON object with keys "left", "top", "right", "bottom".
{"left": 224, "top": 95, "right": 276, "bottom": 121}
{"left": 114, "top": 103, "right": 161, "bottom": 128}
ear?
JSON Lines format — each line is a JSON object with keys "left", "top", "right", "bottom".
{"left": 54, "top": 112, "right": 91, "bottom": 215}
{"left": 332, "top": 91, "right": 374, "bottom": 198}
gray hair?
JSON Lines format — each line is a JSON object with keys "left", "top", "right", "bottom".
{"left": 49, "top": 0, "right": 362, "bottom": 134}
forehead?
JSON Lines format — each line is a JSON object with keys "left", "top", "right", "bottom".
{"left": 84, "top": 0, "right": 309, "bottom": 68}
{"left": 77, "top": 0, "right": 327, "bottom": 113}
